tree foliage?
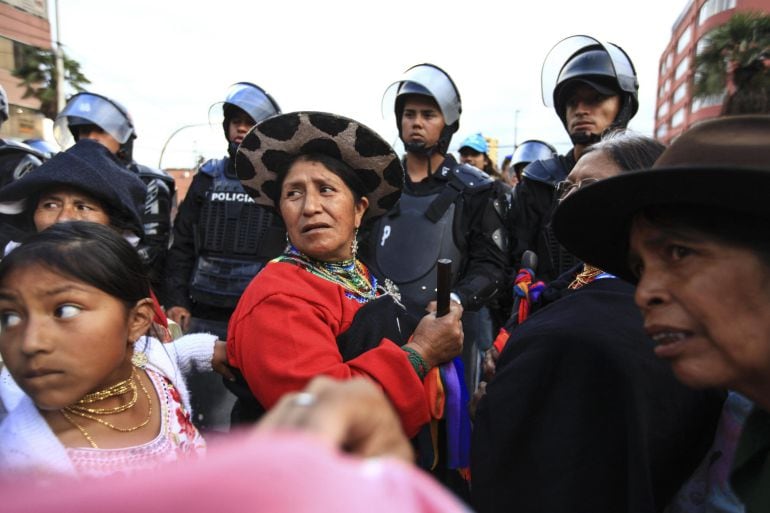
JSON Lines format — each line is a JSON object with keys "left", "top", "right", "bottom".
{"left": 694, "top": 11, "right": 770, "bottom": 113}
{"left": 11, "top": 45, "right": 90, "bottom": 119}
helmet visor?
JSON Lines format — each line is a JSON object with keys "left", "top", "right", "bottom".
{"left": 512, "top": 140, "right": 556, "bottom": 166}
{"left": 54, "top": 93, "right": 134, "bottom": 148}
{"left": 541, "top": 35, "right": 637, "bottom": 107}
{"left": 209, "top": 82, "right": 280, "bottom": 127}
{"left": 382, "top": 64, "right": 461, "bottom": 125}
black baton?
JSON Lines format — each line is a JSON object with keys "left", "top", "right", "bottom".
{"left": 521, "top": 250, "right": 538, "bottom": 272}
{"left": 436, "top": 258, "right": 452, "bottom": 317}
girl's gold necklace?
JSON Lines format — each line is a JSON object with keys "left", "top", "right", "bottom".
{"left": 60, "top": 366, "right": 152, "bottom": 449}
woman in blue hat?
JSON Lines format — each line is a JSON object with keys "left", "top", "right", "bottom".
{"left": 457, "top": 132, "right": 502, "bottom": 180}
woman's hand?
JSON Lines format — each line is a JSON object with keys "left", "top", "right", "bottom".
{"left": 405, "top": 300, "right": 464, "bottom": 368}
{"left": 167, "top": 306, "right": 192, "bottom": 333}
{"left": 211, "top": 340, "right": 235, "bottom": 382}
{"left": 482, "top": 346, "right": 500, "bottom": 382}
{"left": 256, "top": 376, "right": 414, "bottom": 463}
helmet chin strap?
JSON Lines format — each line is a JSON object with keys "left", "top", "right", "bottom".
{"left": 225, "top": 141, "right": 240, "bottom": 178}
{"left": 401, "top": 122, "right": 455, "bottom": 178}
{"left": 404, "top": 141, "right": 439, "bottom": 177}
{"left": 569, "top": 130, "right": 602, "bottom": 145}
{"left": 228, "top": 141, "right": 240, "bottom": 158}
{"left": 568, "top": 95, "right": 635, "bottom": 146}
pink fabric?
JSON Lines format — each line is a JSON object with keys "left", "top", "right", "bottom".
{"left": 1, "top": 431, "right": 468, "bottom": 513}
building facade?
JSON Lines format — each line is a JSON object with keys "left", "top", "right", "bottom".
{"left": 654, "top": 0, "right": 770, "bottom": 144}
{"left": 0, "top": 0, "right": 51, "bottom": 141}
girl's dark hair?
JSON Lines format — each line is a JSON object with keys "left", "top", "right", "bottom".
{"left": 278, "top": 153, "right": 367, "bottom": 202}
{"left": 0, "top": 221, "right": 151, "bottom": 309}
{"left": 639, "top": 204, "right": 770, "bottom": 267}
{"left": 586, "top": 130, "right": 666, "bottom": 172}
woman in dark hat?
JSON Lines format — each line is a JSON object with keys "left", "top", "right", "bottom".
{"left": 0, "top": 139, "right": 146, "bottom": 244}
{"left": 0, "top": 139, "right": 190, "bottom": 342}
{"left": 553, "top": 115, "right": 770, "bottom": 512}
{"left": 471, "top": 131, "right": 724, "bottom": 513}
{"left": 228, "top": 112, "right": 463, "bottom": 437}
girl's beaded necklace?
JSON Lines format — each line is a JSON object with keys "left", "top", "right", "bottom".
{"left": 274, "top": 244, "right": 377, "bottom": 303}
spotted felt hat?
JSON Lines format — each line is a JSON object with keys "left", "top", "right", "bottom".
{"left": 235, "top": 111, "right": 403, "bottom": 222}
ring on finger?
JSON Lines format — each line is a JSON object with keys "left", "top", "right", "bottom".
{"left": 293, "top": 392, "right": 316, "bottom": 407}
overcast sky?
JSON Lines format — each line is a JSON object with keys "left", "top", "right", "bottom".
{"left": 53, "top": 0, "right": 688, "bottom": 169}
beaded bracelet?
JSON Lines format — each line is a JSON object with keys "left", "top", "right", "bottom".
{"left": 403, "top": 346, "right": 430, "bottom": 380}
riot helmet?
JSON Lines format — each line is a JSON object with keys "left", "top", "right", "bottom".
{"left": 54, "top": 92, "right": 136, "bottom": 163}
{"left": 385, "top": 63, "right": 461, "bottom": 156}
{"left": 0, "top": 140, "right": 46, "bottom": 188}
{"left": 0, "top": 85, "right": 8, "bottom": 128}
{"left": 210, "top": 82, "right": 281, "bottom": 141}
{"left": 542, "top": 35, "right": 638, "bottom": 144}
{"left": 511, "top": 139, "right": 557, "bottom": 179}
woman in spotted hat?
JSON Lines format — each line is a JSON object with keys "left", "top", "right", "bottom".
{"left": 227, "top": 112, "right": 463, "bottom": 437}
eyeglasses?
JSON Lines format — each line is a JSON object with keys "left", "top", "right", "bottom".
{"left": 555, "top": 177, "right": 600, "bottom": 200}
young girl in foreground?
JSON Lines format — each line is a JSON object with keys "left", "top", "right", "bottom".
{"left": 0, "top": 222, "right": 217, "bottom": 477}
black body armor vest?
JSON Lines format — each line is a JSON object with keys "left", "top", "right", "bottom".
{"left": 190, "top": 159, "right": 285, "bottom": 308}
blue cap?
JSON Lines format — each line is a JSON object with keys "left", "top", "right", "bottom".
{"left": 459, "top": 133, "right": 488, "bottom": 154}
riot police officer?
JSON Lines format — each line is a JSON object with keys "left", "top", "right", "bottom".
{"left": 164, "top": 82, "right": 285, "bottom": 432}
{"left": 510, "top": 35, "right": 639, "bottom": 281}
{"left": 363, "top": 63, "right": 509, "bottom": 396}
{"left": 510, "top": 139, "right": 557, "bottom": 183}
{"left": 53, "top": 92, "right": 176, "bottom": 300}
{"left": 0, "top": 85, "right": 48, "bottom": 245}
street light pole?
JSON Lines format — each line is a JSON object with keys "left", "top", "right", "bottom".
{"left": 513, "top": 109, "right": 520, "bottom": 149}
{"left": 158, "top": 123, "right": 210, "bottom": 169}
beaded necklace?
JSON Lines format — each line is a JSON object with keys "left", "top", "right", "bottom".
{"left": 274, "top": 244, "right": 377, "bottom": 303}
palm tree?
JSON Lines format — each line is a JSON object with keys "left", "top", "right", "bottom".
{"left": 694, "top": 11, "right": 770, "bottom": 115}
{"left": 12, "top": 45, "right": 90, "bottom": 119}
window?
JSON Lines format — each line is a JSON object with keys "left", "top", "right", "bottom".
{"left": 673, "top": 83, "right": 688, "bottom": 104}
{"left": 675, "top": 56, "right": 690, "bottom": 81}
{"left": 656, "top": 123, "right": 669, "bottom": 139}
{"left": 658, "top": 100, "right": 669, "bottom": 118}
{"left": 676, "top": 27, "right": 692, "bottom": 54}
{"left": 0, "top": 36, "right": 13, "bottom": 71}
{"left": 699, "top": 0, "right": 736, "bottom": 25}
{"left": 0, "top": 36, "right": 35, "bottom": 74}
{"left": 671, "top": 108, "right": 685, "bottom": 128}
{"left": 696, "top": 35, "right": 711, "bottom": 56}
{"left": 659, "top": 78, "right": 672, "bottom": 98}
{"left": 692, "top": 92, "right": 725, "bottom": 112}
{"left": 661, "top": 51, "right": 672, "bottom": 75}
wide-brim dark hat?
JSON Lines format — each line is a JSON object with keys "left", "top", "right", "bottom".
{"left": 235, "top": 111, "right": 403, "bottom": 222}
{"left": 553, "top": 115, "right": 770, "bottom": 283}
{"left": 0, "top": 139, "right": 146, "bottom": 236}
